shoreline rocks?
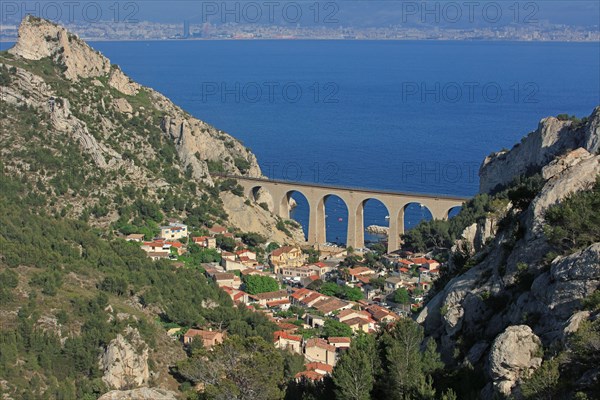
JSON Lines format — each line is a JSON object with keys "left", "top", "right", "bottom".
{"left": 366, "top": 225, "right": 389, "bottom": 235}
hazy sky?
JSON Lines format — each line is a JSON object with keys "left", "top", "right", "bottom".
{"left": 2, "top": 1, "right": 599, "bottom": 28}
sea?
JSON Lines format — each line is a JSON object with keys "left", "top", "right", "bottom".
{"left": 21, "top": 40, "right": 600, "bottom": 244}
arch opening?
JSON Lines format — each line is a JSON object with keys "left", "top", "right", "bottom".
{"left": 448, "top": 206, "right": 462, "bottom": 219}
{"left": 249, "top": 186, "right": 272, "bottom": 211}
{"left": 321, "top": 194, "right": 349, "bottom": 246}
{"left": 403, "top": 202, "right": 433, "bottom": 231}
{"left": 286, "top": 190, "right": 310, "bottom": 241}
{"left": 362, "top": 198, "right": 390, "bottom": 249}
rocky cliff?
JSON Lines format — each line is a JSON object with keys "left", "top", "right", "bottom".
{"left": 0, "top": 15, "right": 303, "bottom": 243}
{"left": 100, "top": 326, "right": 150, "bottom": 390}
{"left": 418, "top": 107, "right": 600, "bottom": 398}
{"left": 479, "top": 107, "right": 600, "bottom": 193}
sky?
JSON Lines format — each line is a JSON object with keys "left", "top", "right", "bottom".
{"left": 1, "top": 0, "right": 599, "bottom": 28}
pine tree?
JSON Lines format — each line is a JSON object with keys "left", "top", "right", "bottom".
{"left": 332, "top": 344, "right": 374, "bottom": 400}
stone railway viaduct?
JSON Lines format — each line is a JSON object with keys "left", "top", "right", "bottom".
{"left": 229, "top": 176, "right": 468, "bottom": 253}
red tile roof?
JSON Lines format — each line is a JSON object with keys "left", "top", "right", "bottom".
{"left": 305, "top": 338, "right": 335, "bottom": 352}
{"left": 274, "top": 330, "right": 301, "bottom": 342}
{"left": 251, "top": 290, "right": 288, "bottom": 301}
{"left": 342, "top": 317, "right": 370, "bottom": 327}
{"left": 266, "top": 299, "right": 291, "bottom": 307}
{"left": 295, "top": 370, "right": 324, "bottom": 381}
{"left": 305, "top": 362, "right": 333, "bottom": 373}
{"left": 272, "top": 246, "right": 299, "bottom": 257}
{"left": 327, "top": 337, "right": 351, "bottom": 344}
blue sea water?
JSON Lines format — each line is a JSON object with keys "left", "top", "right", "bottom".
{"left": 87, "top": 40, "right": 600, "bottom": 244}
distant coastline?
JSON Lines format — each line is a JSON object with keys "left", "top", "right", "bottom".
{"left": 2, "top": 20, "right": 598, "bottom": 43}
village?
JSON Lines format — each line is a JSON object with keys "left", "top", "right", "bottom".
{"left": 126, "top": 221, "right": 442, "bottom": 382}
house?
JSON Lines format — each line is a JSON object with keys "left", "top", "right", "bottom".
{"left": 291, "top": 289, "right": 328, "bottom": 308}
{"left": 327, "top": 337, "right": 351, "bottom": 349}
{"left": 212, "top": 273, "right": 241, "bottom": 289}
{"left": 221, "top": 286, "right": 249, "bottom": 304}
{"left": 305, "top": 314, "right": 326, "bottom": 328}
{"left": 160, "top": 223, "right": 188, "bottom": 240}
{"left": 346, "top": 266, "right": 375, "bottom": 283}
{"left": 182, "top": 329, "right": 225, "bottom": 349}
{"left": 147, "top": 252, "right": 169, "bottom": 261}
{"left": 192, "top": 236, "right": 216, "bottom": 249}
{"left": 280, "top": 265, "right": 318, "bottom": 279}
{"left": 270, "top": 246, "right": 306, "bottom": 272}
{"left": 305, "top": 362, "right": 334, "bottom": 375}
{"left": 266, "top": 298, "right": 291, "bottom": 311}
{"left": 300, "top": 275, "right": 320, "bottom": 288}
{"left": 208, "top": 225, "right": 228, "bottom": 236}
{"left": 236, "top": 249, "right": 256, "bottom": 260}
{"left": 341, "top": 317, "right": 370, "bottom": 333}
{"left": 307, "top": 262, "right": 333, "bottom": 277}
{"left": 411, "top": 257, "right": 440, "bottom": 270}
{"left": 141, "top": 241, "right": 169, "bottom": 254}
{"left": 398, "top": 259, "right": 413, "bottom": 268}
{"left": 299, "top": 292, "right": 329, "bottom": 308}
{"left": 165, "top": 241, "right": 186, "bottom": 255}
{"left": 304, "top": 338, "right": 337, "bottom": 366}
{"left": 273, "top": 331, "right": 302, "bottom": 353}
{"left": 125, "top": 233, "right": 145, "bottom": 242}
{"left": 366, "top": 304, "right": 400, "bottom": 324}
{"left": 385, "top": 276, "right": 404, "bottom": 293}
{"left": 249, "top": 290, "right": 289, "bottom": 307}
{"left": 337, "top": 309, "right": 372, "bottom": 323}
{"left": 221, "top": 250, "right": 259, "bottom": 271}
{"left": 294, "top": 370, "right": 324, "bottom": 382}
{"left": 312, "top": 298, "right": 352, "bottom": 316}
{"left": 277, "top": 321, "right": 300, "bottom": 333}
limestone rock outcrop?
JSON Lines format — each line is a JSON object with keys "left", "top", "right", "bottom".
{"left": 100, "top": 327, "right": 150, "bottom": 390}
{"left": 527, "top": 150, "right": 600, "bottom": 238}
{"left": 98, "top": 388, "right": 178, "bottom": 400}
{"left": 418, "top": 106, "right": 600, "bottom": 397}
{"left": 2, "top": 16, "right": 304, "bottom": 242}
{"left": 530, "top": 243, "right": 600, "bottom": 324}
{"left": 488, "top": 325, "right": 542, "bottom": 396}
{"left": 479, "top": 106, "right": 600, "bottom": 193}
{"left": 221, "top": 191, "right": 306, "bottom": 243}
{"left": 366, "top": 225, "right": 389, "bottom": 235}
{"left": 9, "top": 15, "right": 110, "bottom": 81}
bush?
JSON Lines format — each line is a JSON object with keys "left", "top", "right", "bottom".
{"left": 544, "top": 177, "right": 600, "bottom": 255}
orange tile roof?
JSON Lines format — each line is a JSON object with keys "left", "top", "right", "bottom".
{"left": 266, "top": 299, "right": 291, "bottom": 307}
{"left": 313, "top": 298, "right": 348, "bottom": 314}
{"left": 295, "top": 370, "right": 324, "bottom": 381}
{"left": 291, "top": 288, "right": 313, "bottom": 300}
{"left": 411, "top": 257, "right": 430, "bottom": 264}
{"left": 348, "top": 266, "right": 374, "bottom": 276}
{"left": 327, "top": 337, "right": 351, "bottom": 344}
{"left": 271, "top": 245, "right": 298, "bottom": 256}
{"left": 274, "top": 330, "right": 302, "bottom": 342}
{"left": 342, "top": 317, "right": 370, "bottom": 327}
{"left": 305, "top": 338, "right": 336, "bottom": 352}
{"left": 305, "top": 362, "right": 333, "bottom": 373}
{"left": 252, "top": 290, "right": 288, "bottom": 301}
{"left": 184, "top": 329, "right": 221, "bottom": 340}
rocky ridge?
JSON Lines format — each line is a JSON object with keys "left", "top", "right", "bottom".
{"left": 418, "top": 107, "right": 600, "bottom": 398}
{"left": 479, "top": 107, "right": 600, "bottom": 193}
{"left": 0, "top": 16, "right": 303, "bottom": 243}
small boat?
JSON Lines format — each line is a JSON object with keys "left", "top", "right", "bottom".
{"left": 385, "top": 215, "right": 390, "bottom": 220}
{"left": 338, "top": 217, "right": 343, "bottom": 222}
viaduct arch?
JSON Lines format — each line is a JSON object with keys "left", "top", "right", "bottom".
{"left": 238, "top": 176, "right": 468, "bottom": 253}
